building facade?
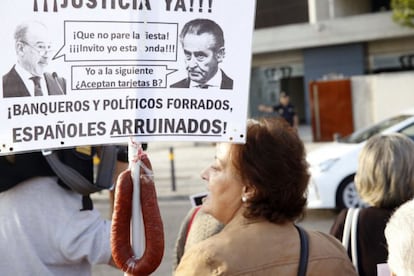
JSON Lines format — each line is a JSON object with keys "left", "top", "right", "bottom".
{"left": 251, "top": 0, "right": 414, "bottom": 139}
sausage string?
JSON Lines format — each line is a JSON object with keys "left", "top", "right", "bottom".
{"left": 111, "top": 141, "right": 164, "bottom": 275}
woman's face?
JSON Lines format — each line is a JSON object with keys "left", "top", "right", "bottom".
{"left": 200, "top": 143, "right": 244, "bottom": 224}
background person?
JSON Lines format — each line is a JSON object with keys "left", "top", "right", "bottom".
{"left": 0, "top": 146, "right": 128, "bottom": 275}
{"left": 384, "top": 199, "right": 414, "bottom": 276}
{"left": 173, "top": 205, "right": 223, "bottom": 270}
{"left": 258, "top": 91, "right": 299, "bottom": 129}
{"left": 3, "top": 20, "right": 66, "bottom": 98}
{"left": 170, "top": 18, "right": 233, "bottom": 90}
{"left": 330, "top": 133, "right": 414, "bottom": 276}
{"left": 174, "top": 117, "right": 356, "bottom": 275}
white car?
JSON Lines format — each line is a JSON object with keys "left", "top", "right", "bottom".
{"left": 306, "top": 110, "right": 414, "bottom": 209}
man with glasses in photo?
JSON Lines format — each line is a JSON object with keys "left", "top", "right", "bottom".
{"left": 3, "top": 20, "right": 66, "bottom": 98}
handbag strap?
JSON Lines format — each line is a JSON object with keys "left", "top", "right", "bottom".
{"left": 350, "top": 208, "right": 360, "bottom": 274}
{"left": 341, "top": 208, "right": 360, "bottom": 275}
{"left": 342, "top": 208, "right": 355, "bottom": 249}
{"left": 185, "top": 206, "right": 202, "bottom": 242}
{"left": 295, "top": 225, "right": 309, "bottom": 276}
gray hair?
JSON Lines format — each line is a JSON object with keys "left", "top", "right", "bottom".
{"left": 356, "top": 133, "right": 414, "bottom": 208}
{"left": 385, "top": 199, "right": 414, "bottom": 276}
{"left": 179, "top": 18, "right": 224, "bottom": 52}
{"left": 14, "top": 20, "right": 47, "bottom": 42}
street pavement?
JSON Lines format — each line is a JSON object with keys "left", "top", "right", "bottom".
{"left": 91, "top": 125, "right": 329, "bottom": 275}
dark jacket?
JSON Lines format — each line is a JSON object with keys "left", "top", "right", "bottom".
{"left": 330, "top": 207, "right": 393, "bottom": 276}
{"left": 3, "top": 66, "right": 66, "bottom": 98}
{"left": 170, "top": 69, "right": 233, "bottom": 90}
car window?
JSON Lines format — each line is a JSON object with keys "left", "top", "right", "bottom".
{"left": 399, "top": 123, "right": 414, "bottom": 141}
{"left": 341, "top": 115, "right": 413, "bottom": 143}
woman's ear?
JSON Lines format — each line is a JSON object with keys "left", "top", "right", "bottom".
{"left": 242, "top": 185, "right": 256, "bottom": 200}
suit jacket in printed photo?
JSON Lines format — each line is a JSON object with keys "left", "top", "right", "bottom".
{"left": 170, "top": 69, "right": 233, "bottom": 90}
{"left": 3, "top": 66, "right": 66, "bottom": 98}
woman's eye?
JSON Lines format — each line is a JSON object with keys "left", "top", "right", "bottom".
{"left": 211, "top": 165, "right": 220, "bottom": 171}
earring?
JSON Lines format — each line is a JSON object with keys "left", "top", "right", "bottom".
{"left": 242, "top": 196, "right": 247, "bottom": 203}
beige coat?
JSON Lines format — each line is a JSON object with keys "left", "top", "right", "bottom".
{"left": 174, "top": 214, "right": 356, "bottom": 276}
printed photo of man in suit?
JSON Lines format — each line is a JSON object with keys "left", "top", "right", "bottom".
{"left": 170, "top": 18, "right": 233, "bottom": 90}
{"left": 3, "top": 20, "right": 66, "bottom": 98}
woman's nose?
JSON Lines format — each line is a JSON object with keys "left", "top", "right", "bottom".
{"left": 200, "top": 167, "right": 209, "bottom": 181}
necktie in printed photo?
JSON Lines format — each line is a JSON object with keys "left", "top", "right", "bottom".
{"left": 198, "top": 84, "right": 210, "bottom": 89}
{"left": 30, "top": 76, "right": 43, "bottom": 96}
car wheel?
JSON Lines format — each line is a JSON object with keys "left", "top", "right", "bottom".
{"left": 335, "top": 175, "right": 366, "bottom": 210}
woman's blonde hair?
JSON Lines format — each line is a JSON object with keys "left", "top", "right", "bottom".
{"left": 356, "top": 133, "right": 414, "bottom": 208}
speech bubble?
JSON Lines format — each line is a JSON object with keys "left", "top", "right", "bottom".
{"left": 71, "top": 64, "right": 177, "bottom": 90}
{"left": 54, "top": 21, "right": 179, "bottom": 62}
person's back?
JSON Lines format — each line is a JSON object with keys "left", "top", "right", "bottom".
{"left": 0, "top": 146, "right": 128, "bottom": 275}
{"left": 0, "top": 176, "right": 111, "bottom": 276}
{"left": 330, "top": 207, "right": 392, "bottom": 276}
{"left": 173, "top": 206, "right": 224, "bottom": 270}
{"left": 330, "top": 133, "right": 414, "bottom": 276}
{"left": 176, "top": 215, "right": 356, "bottom": 275}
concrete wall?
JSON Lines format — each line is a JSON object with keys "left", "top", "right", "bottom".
{"left": 308, "top": 0, "right": 370, "bottom": 22}
{"left": 351, "top": 72, "right": 414, "bottom": 130}
{"left": 350, "top": 76, "right": 374, "bottom": 130}
{"left": 253, "top": 12, "right": 414, "bottom": 54}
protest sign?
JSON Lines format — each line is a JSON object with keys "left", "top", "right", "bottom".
{"left": 0, "top": 0, "right": 256, "bottom": 154}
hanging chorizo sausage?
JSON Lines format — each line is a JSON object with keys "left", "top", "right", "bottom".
{"left": 111, "top": 154, "right": 164, "bottom": 275}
